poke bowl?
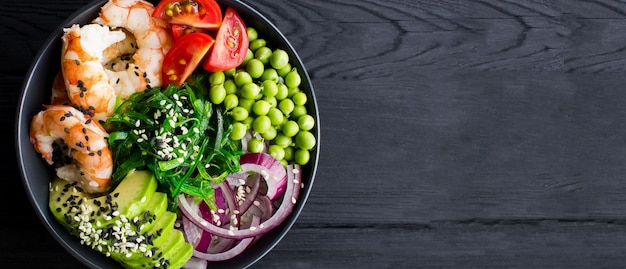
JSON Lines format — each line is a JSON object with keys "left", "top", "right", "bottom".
{"left": 15, "top": 0, "right": 319, "bottom": 268}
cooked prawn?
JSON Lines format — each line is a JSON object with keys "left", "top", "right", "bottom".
{"left": 50, "top": 71, "right": 71, "bottom": 106}
{"left": 61, "top": 0, "right": 173, "bottom": 122}
{"left": 30, "top": 105, "right": 113, "bottom": 193}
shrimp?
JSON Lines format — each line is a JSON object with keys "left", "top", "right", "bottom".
{"left": 30, "top": 105, "right": 113, "bottom": 193}
{"left": 61, "top": 0, "right": 173, "bottom": 122}
{"left": 50, "top": 71, "right": 71, "bottom": 105}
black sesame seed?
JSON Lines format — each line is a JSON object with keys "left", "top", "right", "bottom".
{"left": 75, "top": 59, "right": 80, "bottom": 65}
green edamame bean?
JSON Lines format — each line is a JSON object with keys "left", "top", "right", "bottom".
{"left": 249, "top": 38, "right": 266, "bottom": 51}
{"left": 285, "top": 69, "right": 301, "bottom": 88}
{"left": 230, "top": 122, "right": 247, "bottom": 140}
{"left": 247, "top": 27, "right": 258, "bottom": 42}
{"left": 231, "top": 107, "right": 249, "bottom": 121}
{"left": 242, "top": 116, "right": 254, "bottom": 128}
{"left": 273, "top": 134, "right": 292, "bottom": 147}
{"left": 241, "top": 49, "right": 254, "bottom": 66}
{"left": 291, "top": 105, "right": 307, "bottom": 120}
{"left": 224, "top": 67, "right": 237, "bottom": 77}
{"left": 292, "top": 92, "right": 307, "bottom": 106}
{"left": 234, "top": 71, "right": 253, "bottom": 87}
{"left": 255, "top": 47, "right": 272, "bottom": 64}
{"left": 263, "top": 96, "right": 277, "bottom": 108}
{"left": 261, "top": 126, "right": 277, "bottom": 140}
{"left": 278, "top": 99, "right": 294, "bottom": 116}
{"left": 238, "top": 98, "right": 254, "bottom": 112}
{"left": 252, "top": 100, "right": 271, "bottom": 116}
{"left": 277, "top": 63, "right": 291, "bottom": 77}
{"left": 287, "top": 87, "right": 300, "bottom": 98}
{"left": 223, "top": 94, "right": 239, "bottom": 110}
{"left": 261, "top": 68, "right": 279, "bottom": 82}
{"left": 253, "top": 115, "right": 272, "bottom": 134}
{"left": 294, "top": 149, "right": 310, "bottom": 165}
{"left": 209, "top": 84, "right": 226, "bottom": 104}
{"left": 241, "top": 83, "right": 261, "bottom": 99}
{"left": 297, "top": 114, "right": 315, "bottom": 131}
{"left": 248, "top": 138, "right": 265, "bottom": 153}
{"left": 268, "top": 107, "right": 284, "bottom": 125}
{"left": 209, "top": 71, "right": 225, "bottom": 85}
{"left": 283, "top": 146, "right": 294, "bottom": 161}
{"left": 270, "top": 49, "right": 289, "bottom": 70}
{"left": 275, "top": 83, "right": 289, "bottom": 100}
{"left": 295, "top": 130, "right": 316, "bottom": 150}
{"left": 282, "top": 120, "right": 299, "bottom": 137}
{"left": 224, "top": 79, "right": 237, "bottom": 95}
{"left": 246, "top": 58, "right": 264, "bottom": 79}
{"left": 268, "top": 145, "right": 285, "bottom": 160}
{"left": 262, "top": 80, "right": 278, "bottom": 97}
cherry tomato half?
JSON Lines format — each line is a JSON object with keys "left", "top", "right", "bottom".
{"left": 162, "top": 32, "right": 215, "bottom": 87}
{"left": 203, "top": 7, "right": 249, "bottom": 72}
{"left": 171, "top": 24, "right": 211, "bottom": 40}
{"left": 153, "top": 0, "right": 222, "bottom": 29}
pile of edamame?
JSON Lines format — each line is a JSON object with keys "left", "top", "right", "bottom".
{"left": 208, "top": 27, "right": 316, "bottom": 166}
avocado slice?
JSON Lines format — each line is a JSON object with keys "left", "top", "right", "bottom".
{"left": 48, "top": 170, "right": 193, "bottom": 269}
{"left": 49, "top": 169, "right": 157, "bottom": 230}
{"left": 114, "top": 210, "right": 177, "bottom": 267}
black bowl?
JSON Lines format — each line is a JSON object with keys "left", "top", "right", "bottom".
{"left": 15, "top": 0, "right": 319, "bottom": 268}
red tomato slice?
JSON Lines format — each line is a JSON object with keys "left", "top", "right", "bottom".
{"left": 171, "top": 24, "right": 210, "bottom": 40}
{"left": 162, "top": 32, "right": 215, "bottom": 87}
{"left": 153, "top": 0, "right": 222, "bottom": 29}
{"left": 203, "top": 7, "right": 249, "bottom": 72}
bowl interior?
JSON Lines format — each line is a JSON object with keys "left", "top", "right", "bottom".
{"left": 15, "top": 0, "right": 319, "bottom": 268}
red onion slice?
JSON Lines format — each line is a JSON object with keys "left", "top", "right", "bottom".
{"left": 177, "top": 164, "right": 302, "bottom": 239}
{"left": 192, "top": 216, "right": 261, "bottom": 261}
{"left": 182, "top": 256, "right": 208, "bottom": 269}
{"left": 239, "top": 153, "right": 287, "bottom": 200}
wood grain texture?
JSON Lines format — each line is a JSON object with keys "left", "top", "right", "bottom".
{"left": 6, "top": 0, "right": 626, "bottom": 268}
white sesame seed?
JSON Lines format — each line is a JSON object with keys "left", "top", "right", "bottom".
{"left": 292, "top": 197, "right": 297, "bottom": 204}
{"left": 89, "top": 180, "right": 98, "bottom": 187}
{"left": 228, "top": 230, "right": 235, "bottom": 236}
{"left": 159, "top": 100, "right": 166, "bottom": 106}
{"left": 250, "top": 226, "right": 257, "bottom": 231}
{"left": 292, "top": 168, "right": 300, "bottom": 174}
{"left": 253, "top": 200, "right": 260, "bottom": 206}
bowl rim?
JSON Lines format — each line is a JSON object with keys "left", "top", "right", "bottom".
{"left": 15, "top": 0, "right": 320, "bottom": 268}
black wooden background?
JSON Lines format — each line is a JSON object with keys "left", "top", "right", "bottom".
{"left": 5, "top": 0, "right": 626, "bottom": 268}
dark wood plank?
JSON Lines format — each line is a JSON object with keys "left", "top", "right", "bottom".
{"left": 6, "top": 0, "right": 626, "bottom": 268}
